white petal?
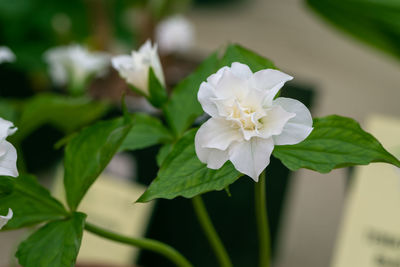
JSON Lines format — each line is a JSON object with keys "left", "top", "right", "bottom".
{"left": 228, "top": 137, "right": 274, "bottom": 181}
{"left": 111, "top": 55, "right": 133, "bottom": 75}
{"left": 195, "top": 130, "right": 229, "bottom": 169}
{"left": 206, "top": 66, "right": 229, "bottom": 87}
{"left": 0, "top": 118, "right": 17, "bottom": 140}
{"left": 196, "top": 118, "right": 241, "bottom": 150}
{"left": 250, "top": 69, "right": 293, "bottom": 106}
{"left": 0, "top": 209, "right": 13, "bottom": 230}
{"left": 214, "top": 68, "right": 248, "bottom": 100}
{"left": 259, "top": 105, "right": 295, "bottom": 138}
{"left": 231, "top": 62, "right": 253, "bottom": 80}
{"left": 149, "top": 46, "right": 165, "bottom": 86}
{"left": 198, "top": 82, "right": 219, "bottom": 117}
{"left": 0, "top": 141, "right": 18, "bottom": 177}
{"left": 272, "top": 97, "right": 313, "bottom": 145}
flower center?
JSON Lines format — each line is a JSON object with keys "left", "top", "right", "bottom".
{"left": 228, "top": 100, "right": 263, "bottom": 132}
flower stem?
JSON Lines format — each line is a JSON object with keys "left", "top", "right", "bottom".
{"left": 192, "top": 195, "right": 233, "bottom": 267}
{"left": 84, "top": 222, "right": 193, "bottom": 267}
{"left": 255, "top": 170, "right": 271, "bottom": 267}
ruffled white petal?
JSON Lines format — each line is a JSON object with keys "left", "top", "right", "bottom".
{"left": 0, "top": 141, "right": 18, "bottom": 177}
{"left": 231, "top": 62, "right": 253, "bottom": 80}
{"left": 195, "top": 131, "right": 229, "bottom": 169}
{"left": 0, "top": 209, "right": 13, "bottom": 230}
{"left": 250, "top": 69, "right": 293, "bottom": 106}
{"left": 259, "top": 105, "right": 295, "bottom": 138}
{"left": 214, "top": 69, "right": 248, "bottom": 100}
{"left": 198, "top": 82, "right": 219, "bottom": 117}
{"left": 228, "top": 137, "right": 274, "bottom": 181}
{"left": 272, "top": 97, "right": 313, "bottom": 145}
{"left": 206, "top": 66, "right": 228, "bottom": 87}
{"left": 196, "top": 118, "right": 241, "bottom": 150}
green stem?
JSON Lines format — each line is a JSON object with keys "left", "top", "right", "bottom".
{"left": 84, "top": 222, "right": 193, "bottom": 267}
{"left": 192, "top": 195, "right": 233, "bottom": 267}
{"left": 255, "top": 171, "right": 270, "bottom": 267}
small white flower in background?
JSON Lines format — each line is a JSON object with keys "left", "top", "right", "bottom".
{"left": 155, "top": 15, "right": 195, "bottom": 55}
{"left": 0, "top": 46, "right": 16, "bottom": 64}
{"left": 112, "top": 40, "right": 165, "bottom": 95}
{"left": 0, "top": 209, "right": 13, "bottom": 230}
{"left": 44, "top": 44, "right": 110, "bottom": 89}
{"left": 195, "top": 62, "right": 313, "bottom": 181}
{"left": 0, "top": 117, "right": 18, "bottom": 178}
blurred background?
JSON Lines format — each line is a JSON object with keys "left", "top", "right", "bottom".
{"left": 0, "top": 0, "right": 399, "bottom": 266}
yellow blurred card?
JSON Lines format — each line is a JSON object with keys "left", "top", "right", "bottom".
{"left": 332, "top": 114, "right": 400, "bottom": 267}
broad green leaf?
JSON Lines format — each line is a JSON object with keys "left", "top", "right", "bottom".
{"left": 164, "top": 53, "right": 220, "bottom": 136}
{"left": 137, "top": 129, "right": 242, "bottom": 202}
{"left": 16, "top": 212, "right": 86, "bottom": 267}
{"left": 273, "top": 115, "right": 400, "bottom": 173}
{"left": 220, "top": 44, "right": 276, "bottom": 72}
{"left": 156, "top": 143, "right": 174, "bottom": 167}
{"left": 119, "top": 113, "right": 173, "bottom": 152}
{"left": 16, "top": 93, "right": 109, "bottom": 141}
{"left": 64, "top": 117, "right": 132, "bottom": 210}
{"left": 0, "top": 175, "right": 67, "bottom": 229}
{"left": 306, "top": 0, "right": 400, "bottom": 61}
{"left": 148, "top": 67, "right": 168, "bottom": 108}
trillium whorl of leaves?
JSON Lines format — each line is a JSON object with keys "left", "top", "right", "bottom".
{"left": 195, "top": 62, "right": 313, "bottom": 181}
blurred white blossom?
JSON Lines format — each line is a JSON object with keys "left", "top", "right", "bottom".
{"left": 155, "top": 15, "right": 195, "bottom": 55}
{"left": 0, "top": 46, "right": 16, "bottom": 64}
{"left": 112, "top": 40, "right": 165, "bottom": 95}
{"left": 44, "top": 45, "right": 110, "bottom": 92}
{"left": 0, "top": 209, "right": 13, "bottom": 230}
{"left": 0, "top": 117, "right": 18, "bottom": 177}
{"left": 195, "top": 62, "right": 313, "bottom": 181}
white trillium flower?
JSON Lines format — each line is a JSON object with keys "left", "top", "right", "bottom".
{"left": 195, "top": 62, "right": 313, "bottom": 181}
{"left": 0, "top": 46, "right": 16, "bottom": 64}
{"left": 0, "top": 209, "right": 13, "bottom": 230}
{"left": 44, "top": 44, "right": 110, "bottom": 89}
{"left": 155, "top": 15, "right": 195, "bottom": 55}
{"left": 112, "top": 40, "right": 165, "bottom": 95}
{"left": 0, "top": 117, "right": 18, "bottom": 177}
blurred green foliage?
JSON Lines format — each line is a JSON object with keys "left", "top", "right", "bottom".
{"left": 0, "top": 0, "right": 140, "bottom": 72}
{"left": 306, "top": 0, "right": 400, "bottom": 61}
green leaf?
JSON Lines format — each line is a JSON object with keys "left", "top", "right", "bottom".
{"left": 16, "top": 93, "right": 109, "bottom": 141}
{"left": 164, "top": 53, "right": 220, "bottom": 136}
{"left": 119, "top": 113, "right": 173, "bottom": 152}
{"left": 220, "top": 44, "right": 276, "bottom": 72}
{"left": 156, "top": 143, "right": 174, "bottom": 167}
{"left": 273, "top": 115, "right": 400, "bottom": 173}
{"left": 137, "top": 129, "right": 242, "bottom": 202}
{"left": 16, "top": 212, "right": 86, "bottom": 267}
{"left": 64, "top": 117, "right": 133, "bottom": 210}
{"left": 148, "top": 67, "right": 168, "bottom": 108}
{"left": 306, "top": 0, "right": 400, "bottom": 61}
{"left": 0, "top": 175, "right": 67, "bottom": 230}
